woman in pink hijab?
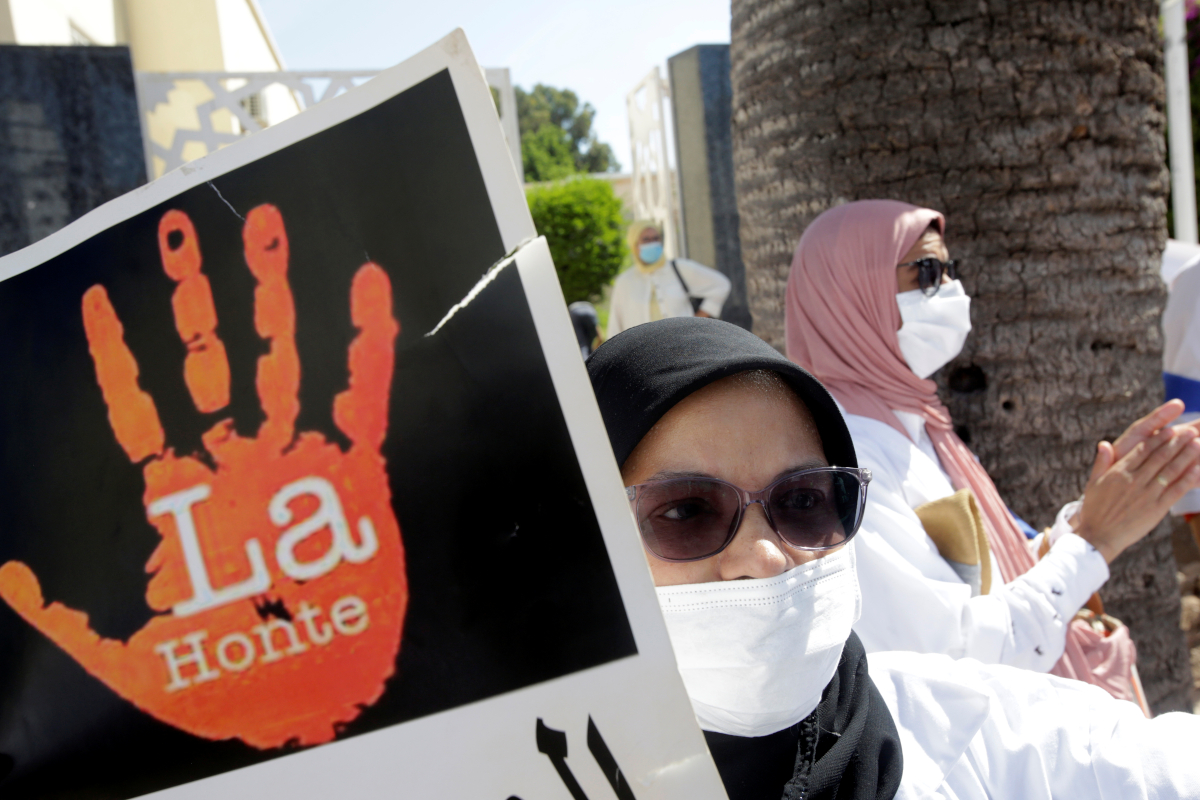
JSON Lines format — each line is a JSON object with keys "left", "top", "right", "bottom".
{"left": 786, "top": 199, "right": 1200, "bottom": 707}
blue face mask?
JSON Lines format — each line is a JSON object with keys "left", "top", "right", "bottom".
{"left": 639, "top": 242, "right": 664, "bottom": 265}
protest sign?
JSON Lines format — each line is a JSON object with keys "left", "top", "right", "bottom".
{"left": 0, "top": 30, "right": 726, "bottom": 800}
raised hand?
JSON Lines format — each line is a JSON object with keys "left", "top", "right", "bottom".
{"left": 0, "top": 205, "right": 406, "bottom": 749}
{"left": 1108, "top": 399, "right": 1194, "bottom": 462}
{"left": 1076, "top": 405, "right": 1200, "bottom": 562}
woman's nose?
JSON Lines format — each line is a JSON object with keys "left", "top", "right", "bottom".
{"left": 717, "top": 503, "right": 795, "bottom": 580}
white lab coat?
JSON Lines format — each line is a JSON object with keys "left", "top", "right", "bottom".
{"left": 847, "top": 409, "right": 1109, "bottom": 670}
{"left": 872, "top": 650, "right": 1200, "bottom": 799}
{"left": 606, "top": 258, "right": 731, "bottom": 338}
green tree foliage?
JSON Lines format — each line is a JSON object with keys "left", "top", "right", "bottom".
{"left": 516, "top": 84, "right": 619, "bottom": 182}
{"left": 522, "top": 125, "right": 578, "bottom": 182}
{"left": 526, "top": 177, "right": 628, "bottom": 303}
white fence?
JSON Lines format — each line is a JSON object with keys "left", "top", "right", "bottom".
{"left": 135, "top": 68, "right": 521, "bottom": 181}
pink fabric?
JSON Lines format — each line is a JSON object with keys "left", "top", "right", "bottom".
{"left": 1053, "top": 618, "right": 1139, "bottom": 706}
{"left": 785, "top": 199, "right": 1138, "bottom": 703}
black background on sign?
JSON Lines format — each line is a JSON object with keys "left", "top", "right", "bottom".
{"left": 0, "top": 69, "right": 636, "bottom": 798}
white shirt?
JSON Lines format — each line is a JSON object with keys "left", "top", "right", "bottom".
{"left": 606, "top": 258, "right": 732, "bottom": 338}
{"left": 872, "top": 650, "right": 1200, "bottom": 799}
{"left": 847, "top": 410, "right": 1110, "bottom": 671}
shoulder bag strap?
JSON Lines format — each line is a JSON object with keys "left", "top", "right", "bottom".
{"left": 670, "top": 260, "right": 704, "bottom": 314}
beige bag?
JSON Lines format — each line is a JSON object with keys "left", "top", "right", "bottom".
{"left": 914, "top": 488, "right": 992, "bottom": 596}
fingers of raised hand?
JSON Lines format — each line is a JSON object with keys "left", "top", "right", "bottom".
{"left": 1116, "top": 425, "right": 1176, "bottom": 475}
{"left": 82, "top": 286, "right": 165, "bottom": 462}
{"left": 1153, "top": 436, "right": 1200, "bottom": 495}
{"left": 160, "top": 211, "right": 230, "bottom": 414}
{"left": 1133, "top": 427, "right": 1200, "bottom": 489}
{"left": 1089, "top": 441, "right": 1114, "bottom": 482}
{"left": 334, "top": 263, "right": 399, "bottom": 451}
{"left": 1112, "top": 400, "right": 1186, "bottom": 460}
{"left": 1159, "top": 461, "right": 1200, "bottom": 509}
{"left": 243, "top": 204, "right": 299, "bottom": 448}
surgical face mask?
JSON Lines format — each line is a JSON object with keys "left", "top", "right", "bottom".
{"left": 895, "top": 279, "right": 972, "bottom": 379}
{"left": 638, "top": 242, "right": 664, "bottom": 265}
{"left": 656, "top": 545, "right": 861, "bottom": 738}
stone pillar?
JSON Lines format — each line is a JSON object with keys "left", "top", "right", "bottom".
{"left": 668, "top": 45, "right": 751, "bottom": 330}
{"left": 0, "top": 45, "right": 146, "bottom": 258}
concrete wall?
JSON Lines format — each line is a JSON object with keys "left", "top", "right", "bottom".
{"left": 668, "top": 44, "right": 751, "bottom": 330}
{"left": 121, "top": 0, "right": 225, "bottom": 70}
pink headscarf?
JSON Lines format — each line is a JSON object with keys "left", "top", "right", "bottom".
{"left": 786, "top": 200, "right": 1139, "bottom": 704}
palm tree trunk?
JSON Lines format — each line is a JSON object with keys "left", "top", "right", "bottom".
{"left": 731, "top": 0, "right": 1190, "bottom": 712}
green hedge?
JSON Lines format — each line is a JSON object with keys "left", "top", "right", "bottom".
{"left": 526, "top": 177, "right": 627, "bottom": 304}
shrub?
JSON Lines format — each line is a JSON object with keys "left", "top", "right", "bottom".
{"left": 526, "top": 177, "right": 627, "bottom": 303}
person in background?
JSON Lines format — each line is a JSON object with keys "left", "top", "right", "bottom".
{"left": 568, "top": 301, "right": 601, "bottom": 359}
{"left": 785, "top": 199, "right": 1200, "bottom": 710}
{"left": 588, "top": 317, "right": 1200, "bottom": 800}
{"left": 605, "top": 221, "right": 731, "bottom": 338}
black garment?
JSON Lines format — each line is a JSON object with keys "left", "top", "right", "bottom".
{"left": 568, "top": 301, "right": 600, "bottom": 357}
{"left": 705, "top": 633, "right": 902, "bottom": 800}
{"left": 585, "top": 317, "right": 900, "bottom": 798}
{"left": 585, "top": 317, "right": 855, "bottom": 469}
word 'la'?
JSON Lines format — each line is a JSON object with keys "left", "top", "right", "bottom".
{"left": 149, "top": 476, "right": 379, "bottom": 617}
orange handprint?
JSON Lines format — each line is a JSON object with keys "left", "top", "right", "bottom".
{"left": 0, "top": 204, "right": 407, "bottom": 750}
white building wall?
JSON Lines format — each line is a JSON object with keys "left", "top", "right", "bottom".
{"left": 59, "top": 0, "right": 116, "bottom": 42}
{"left": 215, "top": 0, "right": 277, "bottom": 70}
{"left": 7, "top": 0, "right": 118, "bottom": 45}
{"left": 8, "top": 0, "right": 72, "bottom": 43}
{"left": 215, "top": 0, "right": 296, "bottom": 126}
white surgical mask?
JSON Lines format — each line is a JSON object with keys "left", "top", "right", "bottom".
{"left": 895, "top": 279, "right": 972, "bottom": 379}
{"left": 655, "top": 545, "right": 861, "bottom": 738}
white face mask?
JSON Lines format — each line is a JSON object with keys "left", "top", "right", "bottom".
{"left": 895, "top": 279, "right": 972, "bottom": 379}
{"left": 655, "top": 545, "right": 861, "bottom": 738}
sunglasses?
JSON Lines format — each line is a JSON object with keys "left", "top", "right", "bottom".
{"left": 897, "top": 257, "right": 960, "bottom": 296}
{"left": 624, "top": 467, "right": 871, "bottom": 562}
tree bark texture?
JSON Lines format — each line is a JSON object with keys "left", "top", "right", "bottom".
{"left": 730, "top": 0, "right": 1189, "bottom": 711}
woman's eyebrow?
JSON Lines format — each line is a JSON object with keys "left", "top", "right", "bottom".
{"left": 643, "top": 460, "right": 829, "bottom": 484}
{"left": 771, "top": 460, "right": 830, "bottom": 481}
{"left": 645, "top": 469, "right": 713, "bottom": 481}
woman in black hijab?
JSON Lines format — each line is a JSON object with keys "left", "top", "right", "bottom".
{"left": 587, "top": 317, "right": 1200, "bottom": 800}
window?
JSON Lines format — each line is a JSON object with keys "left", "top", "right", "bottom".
{"left": 239, "top": 93, "right": 267, "bottom": 130}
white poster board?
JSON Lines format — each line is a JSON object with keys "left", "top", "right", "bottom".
{"left": 0, "top": 30, "right": 726, "bottom": 800}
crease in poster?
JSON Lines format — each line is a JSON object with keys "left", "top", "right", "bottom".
{"left": 0, "top": 28, "right": 728, "bottom": 800}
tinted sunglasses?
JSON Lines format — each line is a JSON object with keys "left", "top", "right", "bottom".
{"left": 897, "top": 257, "right": 959, "bottom": 296}
{"left": 625, "top": 467, "right": 871, "bottom": 562}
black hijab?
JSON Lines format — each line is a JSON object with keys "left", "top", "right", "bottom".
{"left": 586, "top": 317, "right": 902, "bottom": 800}
{"left": 587, "top": 317, "right": 855, "bottom": 468}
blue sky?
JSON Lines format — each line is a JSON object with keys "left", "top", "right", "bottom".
{"left": 256, "top": 0, "right": 732, "bottom": 171}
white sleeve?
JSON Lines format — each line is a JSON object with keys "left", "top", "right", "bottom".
{"left": 870, "top": 652, "right": 1200, "bottom": 800}
{"left": 678, "top": 260, "right": 731, "bottom": 317}
{"left": 853, "top": 445, "right": 1109, "bottom": 671}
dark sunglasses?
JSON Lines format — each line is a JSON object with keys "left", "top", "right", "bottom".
{"left": 897, "top": 257, "right": 959, "bottom": 296}
{"left": 624, "top": 467, "right": 871, "bottom": 562}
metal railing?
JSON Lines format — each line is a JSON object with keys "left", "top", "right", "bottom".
{"left": 134, "top": 68, "right": 521, "bottom": 181}
{"left": 134, "top": 71, "right": 379, "bottom": 179}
